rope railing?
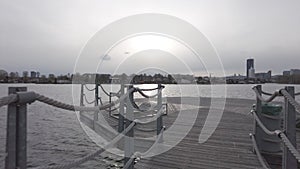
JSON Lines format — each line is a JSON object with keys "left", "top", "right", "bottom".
{"left": 36, "top": 88, "right": 134, "bottom": 112}
{"left": 0, "top": 88, "right": 134, "bottom": 112}
{"left": 83, "top": 94, "right": 95, "bottom": 105}
{"left": 252, "top": 86, "right": 281, "bottom": 103}
{"left": 110, "top": 91, "right": 121, "bottom": 98}
{"left": 249, "top": 134, "right": 271, "bottom": 169}
{"left": 129, "top": 90, "right": 162, "bottom": 113}
{"left": 99, "top": 84, "right": 111, "bottom": 97}
{"left": 135, "top": 88, "right": 162, "bottom": 99}
{"left": 280, "top": 89, "right": 300, "bottom": 113}
{"left": 252, "top": 85, "right": 300, "bottom": 169}
{"left": 32, "top": 122, "right": 136, "bottom": 169}
{"left": 261, "top": 91, "right": 274, "bottom": 96}
{"left": 83, "top": 84, "right": 96, "bottom": 91}
{"left": 249, "top": 110, "right": 300, "bottom": 167}
{"left": 250, "top": 110, "right": 300, "bottom": 164}
{"left": 250, "top": 110, "right": 280, "bottom": 136}
{"left": 137, "top": 85, "right": 165, "bottom": 92}
{"left": 279, "top": 132, "right": 300, "bottom": 163}
{"left": 0, "top": 94, "right": 18, "bottom": 108}
{"left": 1, "top": 84, "right": 165, "bottom": 169}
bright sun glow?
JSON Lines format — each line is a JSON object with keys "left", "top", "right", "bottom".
{"left": 126, "top": 34, "right": 179, "bottom": 53}
{"left": 107, "top": 34, "right": 191, "bottom": 59}
{"left": 98, "top": 34, "right": 207, "bottom": 75}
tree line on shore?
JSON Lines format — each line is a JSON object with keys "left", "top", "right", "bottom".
{"left": 0, "top": 72, "right": 211, "bottom": 84}
{"left": 1, "top": 71, "right": 299, "bottom": 84}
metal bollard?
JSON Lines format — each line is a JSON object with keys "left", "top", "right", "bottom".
{"left": 5, "top": 87, "right": 27, "bottom": 169}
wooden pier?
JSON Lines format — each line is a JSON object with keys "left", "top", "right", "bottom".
{"left": 81, "top": 96, "right": 300, "bottom": 169}
{"left": 136, "top": 98, "right": 261, "bottom": 169}
{"left": 2, "top": 84, "right": 300, "bottom": 169}
{"left": 80, "top": 96, "right": 269, "bottom": 168}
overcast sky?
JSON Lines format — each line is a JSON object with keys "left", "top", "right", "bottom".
{"left": 1, "top": 0, "right": 300, "bottom": 76}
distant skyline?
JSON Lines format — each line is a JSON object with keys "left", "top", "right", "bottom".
{"left": 1, "top": 0, "right": 300, "bottom": 76}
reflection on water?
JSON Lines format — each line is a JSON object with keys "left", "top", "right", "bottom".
{"left": 0, "top": 83, "right": 299, "bottom": 102}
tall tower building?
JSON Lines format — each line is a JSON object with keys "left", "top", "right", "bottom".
{"left": 246, "top": 58, "right": 254, "bottom": 78}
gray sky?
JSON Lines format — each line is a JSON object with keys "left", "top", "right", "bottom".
{"left": 1, "top": 0, "right": 300, "bottom": 76}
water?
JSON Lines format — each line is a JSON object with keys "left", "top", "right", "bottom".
{"left": 0, "top": 83, "right": 299, "bottom": 168}
{"left": 95, "top": 83, "right": 300, "bottom": 102}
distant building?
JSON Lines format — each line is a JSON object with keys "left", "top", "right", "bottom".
{"left": 9, "top": 72, "right": 19, "bottom": 79}
{"left": 30, "top": 71, "right": 37, "bottom": 78}
{"left": 283, "top": 70, "right": 291, "bottom": 76}
{"left": 0, "top": 69, "right": 8, "bottom": 77}
{"left": 248, "top": 67, "right": 255, "bottom": 79}
{"left": 226, "top": 74, "right": 246, "bottom": 84}
{"left": 255, "top": 70, "right": 272, "bottom": 82}
{"left": 246, "top": 58, "right": 254, "bottom": 79}
{"left": 23, "top": 71, "right": 28, "bottom": 78}
{"left": 0, "top": 69, "right": 8, "bottom": 82}
{"left": 290, "top": 69, "right": 300, "bottom": 75}
{"left": 48, "top": 74, "right": 55, "bottom": 78}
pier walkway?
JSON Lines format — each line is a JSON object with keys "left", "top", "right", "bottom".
{"left": 135, "top": 98, "right": 262, "bottom": 169}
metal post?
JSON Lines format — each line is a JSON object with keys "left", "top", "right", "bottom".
{"left": 254, "top": 85, "right": 262, "bottom": 152}
{"left": 93, "top": 84, "right": 99, "bottom": 130}
{"left": 79, "top": 84, "right": 84, "bottom": 121}
{"left": 95, "top": 84, "right": 99, "bottom": 106}
{"left": 283, "top": 86, "right": 297, "bottom": 169}
{"left": 165, "top": 103, "right": 168, "bottom": 115}
{"left": 109, "top": 92, "right": 112, "bottom": 117}
{"left": 118, "top": 82, "right": 125, "bottom": 133}
{"left": 5, "top": 87, "right": 27, "bottom": 169}
{"left": 157, "top": 84, "right": 163, "bottom": 141}
{"left": 124, "top": 85, "right": 134, "bottom": 169}
{"left": 80, "top": 84, "right": 84, "bottom": 107}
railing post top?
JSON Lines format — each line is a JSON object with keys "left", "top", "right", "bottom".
{"left": 16, "top": 91, "right": 37, "bottom": 104}
{"left": 285, "top": 86, "right": 295, "bottom": 90}
{"left": 9, "top": 87, "right": 27, "bottom": 93}
{"left": 252, "top": 85, "right": 261, "bottom": 90}
{"left": 257, "top": 85, "right": 262, "bottom": 89}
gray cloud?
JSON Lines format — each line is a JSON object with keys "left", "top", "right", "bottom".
{"left": 1, "top": 0, "right": 300, "bottom": 76}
